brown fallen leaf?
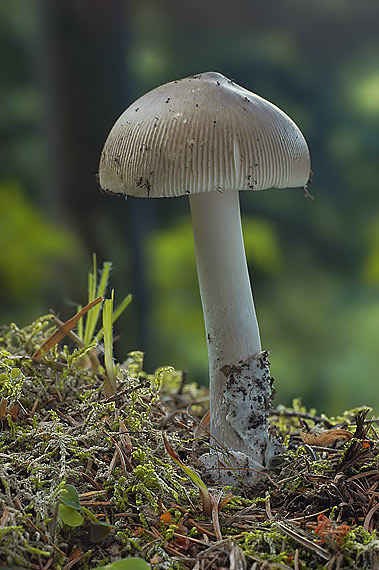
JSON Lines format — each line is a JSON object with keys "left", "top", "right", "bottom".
{"left": 194, "top": 409, "right": 210, "bottom": 438}
{"left": 160, "top": 511, "right": 172, "bottom": 525}
{"left": 33, "top": 296, "right": 103, "bottom": 358}
{"left": 0, "top": 397, "right": 7, "bottom": 420}
{"left": 300, "top": 429, "right": 353, "bottom": 447}
{"left": 0, "top": 398, "right": 19, "bottom": 421}
{"left": 150, "top": 554, "right": 165, "bottom": 565}
{"left": 7, "top": 402, "right": 19, "bottom": 420}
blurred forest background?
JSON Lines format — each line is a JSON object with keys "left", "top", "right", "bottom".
{"left": 1, "top": 0, "right": 379, "bottom": 415}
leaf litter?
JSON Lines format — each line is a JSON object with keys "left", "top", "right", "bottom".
{"left": 0, "top": 281, "right": 378, "bottom": 569}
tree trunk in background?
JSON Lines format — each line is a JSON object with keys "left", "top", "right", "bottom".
{"left": 36, "top": 0, "right": 153, "bottom": 356}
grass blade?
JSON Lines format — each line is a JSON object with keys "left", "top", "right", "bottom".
{"left": 76, "top": 304, "right": 83, "bottom": 341}
{"left": 84, "top": 257, "right": 96, "bottom": 344}
{"left": 95, "top": 293, "right": 132, "bottom": 342}
{"left": 163, "top": 433, "right": 212, "bottom": 515}
{"left": 84, "top": 261, "right": 112, "bottom": 344}
{"left": 103, "top": 291, "right": 116, "bottom": 395}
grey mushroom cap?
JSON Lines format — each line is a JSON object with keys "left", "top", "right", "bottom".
{"left": 99, "top": 71, "right": 311, "bottom": 198}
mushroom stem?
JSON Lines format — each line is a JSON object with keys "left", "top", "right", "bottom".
{"left": 190, "top": 190, "right": 261, "bottom": 361}
{"left": 190, "top": 190, "right": 273, "bottom": 464}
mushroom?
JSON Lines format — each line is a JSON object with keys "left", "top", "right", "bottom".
{"left": 99, "top": 72, "right": 310, "bottom": 482}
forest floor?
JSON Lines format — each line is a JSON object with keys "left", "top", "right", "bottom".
{"left": 0, "top": 312, "right": 378, "bottom": 570}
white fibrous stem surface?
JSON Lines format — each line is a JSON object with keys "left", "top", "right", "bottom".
{"left": 200, "top": 351, "right": 280, "bottom": 484}
{"left": 190, "top": 191, "right": 279, "bottom": 483}
{"left": 222, "top": 351, "right": 273, "bottom": 458}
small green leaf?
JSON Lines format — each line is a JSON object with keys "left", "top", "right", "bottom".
{"left": 58, "top": 504, "right": 84, "bottom": 527}
{"left": 10, "top": 368, "right": 21, "bottom": 379}
{"left": 59, "top": 484, "right": 81, "bottom": 510}
{"left": 95, "top": 558, "right": 150, "bottom": 570}
{"left": 89, "top": 520, "right": 111, "bottom": 543}
{"left": 80, "top": 506, "right": 111, "bottom": 542}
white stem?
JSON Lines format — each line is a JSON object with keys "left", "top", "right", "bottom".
{"left": 190, "top": 191, "right": 274, "bottom": 465}
{"left": 189, "top": 191, "right": 261, "bottom": 361}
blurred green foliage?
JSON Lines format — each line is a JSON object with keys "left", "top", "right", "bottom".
{"left": 363, "top": 220, "right": 379, "bottom": 284}
{"left": 147, "top": 219, "right": 206, "bottom": 375}
{"left": 0, "top": 182, "right": 79, "bottom": 322}
{"left": 0, "top": 182, "right": 76, "bottom": 300}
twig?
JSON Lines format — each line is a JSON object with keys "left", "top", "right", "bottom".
{"left": 288, "top": 508, "right": 330, "bottom": 522}
{"left": 363, "top": 502, "right": 379, "bottom": 532}
{"left": 265, "top": 491, "right": 273, "bottom": 520}
{"left": 275, "top": 521, "right": 331, "bottom": 561}
{"left": 272, "top": 408, "right": 333, "bottom": 428}
{"left": 211, "top": 491, "right": 223, "bottom": 541}
{"left": 62, "top": 553, "right": 85, "bottom": 570}
{"left": 14, "top": 497, "right": 66, "bottom": 557}
{"left": 294, "top": 549, "right": 299, "bottom": 570}
{"left": 187, "top": 518, "right": 217, "bottom": 539}
{"left": 0, "top": 507, "right": 9, "bottom": 526}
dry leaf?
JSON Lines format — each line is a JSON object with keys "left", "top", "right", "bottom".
{"left": 194, "top": 409, "right": 210, "bottom": 438}
{"left": 150, "top": 554, "right": 164, "bottom": 565}
{"left": 160, "top": 512, "right": 172, "bottom": 525}
{"left": 300, "top": 429, "right": 353, "bottom": 447}
{"left": 0, "top": 398, "right": 19, "bottom": 421}
{"left": 33, "top": 296, "right": 103, "bottom": 358}
{"left": 0, "top": 397, "right": 7, "bottom": 420}
{"left": 7, "top": 402, "right": 19, "bottom": 420}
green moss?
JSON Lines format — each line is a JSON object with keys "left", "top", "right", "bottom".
{"left": 0, "top": 307, "right": 377, "bottom": 568}
{"left": 343, "top": 528, "right": 379, "bottom": 569}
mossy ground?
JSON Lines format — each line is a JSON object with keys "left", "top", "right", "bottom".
{"left": 0, "top": 316, "right": 378, "bottom": 569}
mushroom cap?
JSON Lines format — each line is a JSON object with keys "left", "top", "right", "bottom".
{"left": 99, "top": 72, "right": 311, "bottom": 198}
